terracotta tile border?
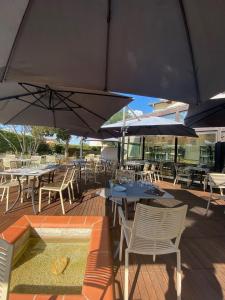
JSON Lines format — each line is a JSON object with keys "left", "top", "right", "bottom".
{"left": 0, "top": 215, "right": 115, "bottom": 300}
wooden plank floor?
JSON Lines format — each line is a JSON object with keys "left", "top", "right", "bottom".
{"left": 1, "top": 178, "right": 225, "bottom": 300}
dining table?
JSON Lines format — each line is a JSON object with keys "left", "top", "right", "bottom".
{"left": 110, "top": 180, "right": 174, "bottom": 219}
{"left": 0, "top": 164, "right": 60, "bottom": 214}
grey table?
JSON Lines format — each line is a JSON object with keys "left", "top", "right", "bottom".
{"left": 110, "top": 181, "right": 174, "bottom": 219}
{"left": 0, "top": 165, "right": 59, "bottom": 214}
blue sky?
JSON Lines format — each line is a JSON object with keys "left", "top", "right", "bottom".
{"left": 70, "top": 94, "right": 159, "bottom": 144}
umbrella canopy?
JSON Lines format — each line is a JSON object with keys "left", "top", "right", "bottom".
{"left": 1, "top": 1, "right": 225, "bottom": 104}
{"left": 71, "top": 116, "right": 198, "bottom": 138}
{"left": 185, "top": 99, "right": 225, "bottom": 127}
{"left": 0, "top": 82, "right": 131, "bottom": 133}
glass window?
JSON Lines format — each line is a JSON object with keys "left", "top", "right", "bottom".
{"left": 144, "top": 136, "right": 175, "bottom": 162}
{"left": 178, "top": 132, "right": 216, "bottom": 166}
{"left": 124, "top": 137, "right": 142, "bottom": 160}
{"left": 162, "top": 113, "right": 176, "bottom": 121}
{"left": 179, "top": 111, "right": 187, "bottom": 122}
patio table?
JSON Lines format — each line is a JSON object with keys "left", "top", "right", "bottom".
{"left": 0, "top": 164, "right": 60, "bottom": 214}
{"left": 184, "top": 166, "right": 209, "bottom": 187}
{"left": 110, "top": 181, "right": 174, "bottom": 219}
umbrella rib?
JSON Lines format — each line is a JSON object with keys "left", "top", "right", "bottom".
{"left": 3, "top": 92, "right": 47, "bottom": 125}
{"left": 54, "top": 92, "right": 95, "bottom": 132}
{"left": 178, "top": 0, "right": 201, "bottom": 104}
{"left": 56, "top": 91, "right": 107, "bottom": 121}
{"left": 15, "top": 97, "right": 46, "bottom": 109}
{"left": 19, "top": 83, "right": 49, "bottom": 109}
{"left": 0, "top": 90, "right": 45, "bottom": 102}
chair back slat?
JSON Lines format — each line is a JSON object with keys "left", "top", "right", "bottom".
{"left": 61, "top": 167, "right": 75, "bottom": 187}
{"left": 0, "top": 239, "right": 13, "bottom": 300}
{"left": 130, "top": 204, "right": 187, "bottom": 245}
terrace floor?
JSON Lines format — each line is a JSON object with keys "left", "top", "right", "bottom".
{"left": 1, "top": 179, "right": 225, "bottom": 300}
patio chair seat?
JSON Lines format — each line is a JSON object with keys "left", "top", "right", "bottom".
{"left": 41, "top": 182, "right": 65, "bottom": 191}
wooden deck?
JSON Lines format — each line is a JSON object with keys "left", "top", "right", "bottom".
{"left": 1, "top": 179, "right": 225, "bottom": 300}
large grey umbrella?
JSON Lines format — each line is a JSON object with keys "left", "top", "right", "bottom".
{"left": 185, "top": 99, "right": 225, "bottom": 127}
{"left": 80, "top": 116, "right": 198, "bottom": 139}
{"left": 1, "top": 1, "right": 225, "bottom": 104}
{"left": 0, "top": 82, "right": 131, "bottom": 133}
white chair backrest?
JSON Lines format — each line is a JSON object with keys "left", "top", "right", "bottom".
{"left": 209, "top": 173, "right": 225, "bottom": 187}
{"left": 115, "top": 170, "right": 135, "bottom": 181}
{"left": 130, "top": 204, "right": 187, "bottom": 247}
{"left": 143, "top": 163, "right": 150, "bottom": 172}
{"left": 0, "top": 239, "right": 13, "bottom": 300}
{"left": 61, "top": 167, "right": 75, "bottom": 188}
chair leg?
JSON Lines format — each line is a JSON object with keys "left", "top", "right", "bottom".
{"left": 76, "top": 182, "right": 79, "bottom": 194}
{"left": 119, "top": 226, "right": 124, "bottom": 261}
{"left": 176, "top": 250, "right": 181, "bottom": 300}
{"left": 48, "top": 191, "right": 51, "bottom": 204}
{"left": 113, "top": 203, "right": 117, "bottom": 227}
{"left": 21, "top": 182, "right": 24, "bottom": 203}
{"left": 70, "top": 182, "right": 75, "bottom": 200}
{"left": 6, "top": 187, "right": 9, "bottom": 212}
{"left": 59, "top": 191, "right": 65, "bottom": 214}
{"left": 124, "top": 249, "right": 129, "bottom": 300}
{"left": 68, "top": 187, "right": 72, "bottom": 205}
{"left": 205, "top": 197, "right": 211, "bottom": 216}
{"left": 38, "top": 189, "right": 42, "bottom": 212}
{"left": 153, "top": 254, "right": 156, "bottom": 262}
{"left": 1, "top": 188, "right": 5, "bottom": 202}
{"left": 174, "top": 177, "right": 177, "bottom": 185}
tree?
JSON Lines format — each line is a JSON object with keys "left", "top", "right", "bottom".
{"left": 0, "top": 125, "right": 53, "bottom": 155}
{"left": 55, "top": 129, "right": 71, "bottom": 158}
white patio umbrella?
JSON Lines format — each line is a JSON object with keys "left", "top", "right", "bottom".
{"left": 185, "top": 99, "right": 225, "bottom": 127}
{"left": 1, "top": 1, "right": 225, "bottom": 104}
{"left": 0, "top": 82, "right": 132, "bottom": 134}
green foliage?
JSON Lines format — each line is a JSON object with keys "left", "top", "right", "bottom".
{"left": 0, "top": 129, "right": 21, "bottom": 153}
{"left": 68, "top": 144, "right": 101, "bottom": 157}
{"left": 53, "top": 143, "right": 64, "bottom": 154}
{"left": 37, "top": 142, "right": 52, "bottom": 155}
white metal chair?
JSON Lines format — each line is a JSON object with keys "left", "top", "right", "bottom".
{"left": 0, "top": 238, "right": 14, "bottom": 300}
{"left": 115, "top": 169, "right": 135, "bottom": 182}
{"left": 39, "top": 166, "right": 75, "bottom": 214}
{"left": 118, "top": 203, "right": 188, "bottom": 300}
{"left": 69, "top": 167, "right": 80, "bottom": 200}
{"left": 205, "top": 173, "right": 225, "bottom": 215}
{"left": 135, "top": 162, "right": 150, "bottom": 181}
{"left": 173, "top": 164, "right": 191, "bottom": 186}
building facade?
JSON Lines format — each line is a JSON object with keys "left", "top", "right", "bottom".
{"left": 125, "top": 100, "right": 225, "bottom": 167}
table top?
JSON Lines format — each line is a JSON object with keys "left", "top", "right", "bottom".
{"left": 110, "top": 181, "right": 174, "bottom": 200}
{"left": 185, "top": 166, "right": 209, "bottom": 173}
{"left": 0, "top": 164, "right": 59, "bottom": 177}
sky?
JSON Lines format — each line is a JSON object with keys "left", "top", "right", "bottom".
{"left": 70, "top": 94, "right": 160, "bottom": 144}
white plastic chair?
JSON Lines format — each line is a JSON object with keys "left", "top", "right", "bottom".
{"left": 118, "top": 203, "right": 188, "bottom": 300}
{"left": 0, "top": 238, "right": 14, "bottom": 300}
{"left": 174, "top": 164, "right": 191, "bottom": 186}
{"left": 205, "top": 173, "right": 225, "bottom": 215}
{"left": 39, "top": 166, "right": 75, "bottom": 214}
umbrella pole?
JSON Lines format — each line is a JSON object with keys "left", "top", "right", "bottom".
{"left": 120, "top": 107, "right": 127, "bottom": 168}
{"left": 80, "top": 137, "right": 84, "bottom": 159}
{"left": 174, "top": 137, "right": 178, "bottom": 163}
